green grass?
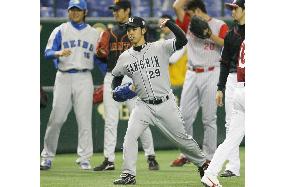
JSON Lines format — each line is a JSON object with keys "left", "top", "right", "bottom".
{"left": 41, "top": 147, "right": 245, "bottom": 187}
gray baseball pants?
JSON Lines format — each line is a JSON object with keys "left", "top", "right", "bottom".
{"left": 121, "top": 93, "right": 206, "bottom": 176}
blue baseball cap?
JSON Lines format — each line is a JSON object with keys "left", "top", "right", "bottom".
{"left": 68, "top": 0, "right": 87, "bottom": 10}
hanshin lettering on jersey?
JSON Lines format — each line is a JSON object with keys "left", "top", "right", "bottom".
{"left": 125, "top": 55, "right": 160, "bottom": 75}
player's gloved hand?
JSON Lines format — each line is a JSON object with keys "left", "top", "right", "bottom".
{"left": 216, "top": 90, "right": 224, "bottom": 107}
{"left": 112, "top": 83, "right": 137, "bottom": 102}
{"left": 189, "top": 15, "right": 212, "bottom": 39}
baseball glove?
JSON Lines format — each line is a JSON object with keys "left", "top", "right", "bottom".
{"left": 40, "top": 87, "right": 48, "bottom": 108}
{"left": 112, "top": 83, "right": 137, "bottom": 102}
{"left": 93, "top": 84, "right": 104, "bottom": 104}
{"left": 189, "top": 16, "right": 212, "bottom": 39}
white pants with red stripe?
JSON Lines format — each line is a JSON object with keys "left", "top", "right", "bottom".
{"left": 205, "top": 84, "right": 245, "bottom": 176}
{"left": 180, "top": 67, "right": 220, "bottom": 160}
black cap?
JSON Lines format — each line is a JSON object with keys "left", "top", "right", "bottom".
{"left": 109, "top": 0, "right": 131, "bottom": 11}
{"left": 225, "top": 0, "right": 245, "bottom": 10}
{"left": 125, "top": 16, "right": 146, "bottom": 28}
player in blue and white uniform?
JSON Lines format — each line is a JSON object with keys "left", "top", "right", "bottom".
{"left": 40, "top": 0, "right": 100, "bottom": 170}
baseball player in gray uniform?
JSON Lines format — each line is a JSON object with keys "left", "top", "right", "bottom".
{"left": 171, "top": 0, "right": 229, "bottom": 166}
{"left": 93, "top": 0, "right": 159, "bottom": 172}
{"left": 111, "top": 16, "right": 209, "bottom": 185}
{"left": 40, "top": 0, "right": 100, "bottom": 170}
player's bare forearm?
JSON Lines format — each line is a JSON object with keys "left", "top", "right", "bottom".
{"left": 173, "top": 0, "right": 188, "bottom": 22}
{"left": 55, "top": 49, "right": 72, "bottom": 57}
{"left": 216, "top": 91, "right": 224, "bottom": 107}
{"left": 45, "top": 49, "right": 71, "bottom": 59}
{"left": 210, "top": 34, "right": 224, "bottom": 46}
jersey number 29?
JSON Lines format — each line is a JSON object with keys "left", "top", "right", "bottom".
{"left": 148, "top": 69, "right": 160, "bottom": 79}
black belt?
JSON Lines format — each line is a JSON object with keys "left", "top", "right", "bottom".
{"left": 143, "top": 95, "right": 169, "bottom": 105}
{"left": 58, "top": 69, "right": 90, "bottom": 73}
{"left": 229, "top": 69, "right": 237, "bottom": 73}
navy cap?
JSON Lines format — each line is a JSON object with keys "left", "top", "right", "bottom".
{"left": 225, "top": 0, "right": 245, "bottom": 10}
{"left": 109, "top": 0, "right": 131, "bottom": 11}
{"left": 68, "top": 0, "right": 87, "bottom": 10}
{"left": 125, "top": 16, "right": 146, "bottom": 28}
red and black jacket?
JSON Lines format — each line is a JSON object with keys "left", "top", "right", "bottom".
{"left": 96, "top": 24, "right": 131, "bottom": 72}
{"left": 217, "top": 23, "right": 245, "bottom": 91}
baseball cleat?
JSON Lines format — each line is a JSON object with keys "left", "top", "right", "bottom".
{"left": 170, "top": 157, "right": 190, "bottom": 167}
{"left": 220, "top": 170, "right": 237, "bottom": 177}
{"left": 40, "top": 159, "right": 52, "bottom": 170}
{"left": 147, "top": 155, "right": 159, "bottom": 170}
{"left": 198, "top": 160, "right": 210, "bottom": 178}
{"left": 113, "top": 173, "right": 136, "bottom": 185}
{"left": 93, "top": 158, "right": 115, "bottom": 171}
{"left": 201, "top": 174, "right": 222, "bottom": 187}
{"left": 79, "top": 160, "right": 91, "bottom": 170}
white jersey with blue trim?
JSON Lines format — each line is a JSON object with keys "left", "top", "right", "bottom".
{"left": 45, "top": 22, "right": 100, "bottom": 71}
{"left": 112, "top": 39, "right": 176, "bottom": 100}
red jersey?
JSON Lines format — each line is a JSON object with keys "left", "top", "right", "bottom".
{"left": 176, "top": 14, "right": 191, "bottom": 33}
{"left": 237, "top": 40, "right": 245, "bottom": 82}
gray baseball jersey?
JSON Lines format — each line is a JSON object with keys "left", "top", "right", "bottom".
{"left": 112, "top": 39, "right": 175, "bottom": 100}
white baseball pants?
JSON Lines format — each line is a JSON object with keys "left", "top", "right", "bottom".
{"left": 180, "top": 67, "right": 220, "bottom": 160}
{"left": 205, "top": 84, "right": 245, "bottom": 177}
{"left": 224, "top": 73, "right": 241, "bottom": 176}
{"left": 41, "top": 71, "right": 94, "bottom": 162}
